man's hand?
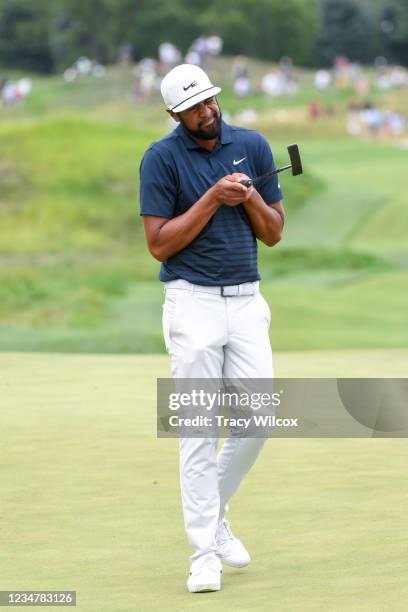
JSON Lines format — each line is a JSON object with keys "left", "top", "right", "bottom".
{"left": 211, "top": 173, "right": 254, "bottom": 207}
{"left": 143, "top": 173, "right": 262, "bottom": 263}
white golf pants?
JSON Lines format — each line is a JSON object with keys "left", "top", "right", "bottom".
{"left": 162, "top": 280, "right": 273, "bottom": 560}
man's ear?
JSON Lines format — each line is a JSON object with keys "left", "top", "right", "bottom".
{"left": 166, "top": 109, "right": 180, "bottom": 123}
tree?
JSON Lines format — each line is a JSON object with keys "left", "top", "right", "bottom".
{"left": 317, "top": 0, "right": 376, "bottom": 65}
{"left": 198, "top": 0, "right": 317, "bottom": 66}
{"left": 380, "top": 0, "right": 408, "bottom": 65}
{"left": 0, "top": 0, "right": 53, "bottom": 72}
{"left": 49, "top": 0, "right": 118, "bottom": 71}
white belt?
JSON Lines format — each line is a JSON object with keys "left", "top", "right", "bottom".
{"left": 164, "top": 279, "right": 258, "bottom": 297}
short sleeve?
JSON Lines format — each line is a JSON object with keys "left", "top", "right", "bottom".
{"left": 139, "top": 147, "right": 177, "bottom": 218}
{"left": 256, "top": 135, "right": 283, "bottom": 205}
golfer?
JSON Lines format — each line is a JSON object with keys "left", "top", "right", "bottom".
{"left": 140, "top": 64, "right": 284, "bottom": 593}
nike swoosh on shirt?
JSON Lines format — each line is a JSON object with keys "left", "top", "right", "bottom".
{"left": 233, "top": 157, "right": 247, "bottom": 165}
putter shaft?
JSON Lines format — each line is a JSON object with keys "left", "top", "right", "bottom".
{"left": 240, "top": 164, "right": 292, "bottom": 188}
{"left": 240, "top": 144, "right": 302, "bottom": 189}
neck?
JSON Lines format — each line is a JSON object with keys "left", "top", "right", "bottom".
{"left": 190, "top": 135, "right": 219, "bottom": 151}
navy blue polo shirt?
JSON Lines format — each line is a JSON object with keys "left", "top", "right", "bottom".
{"left": 139, "top": 120, "right": 283, "bottom": 286}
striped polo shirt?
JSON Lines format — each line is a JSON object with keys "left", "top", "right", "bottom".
{"left": 139, "top": 120, "right": 283, "bottom": 286}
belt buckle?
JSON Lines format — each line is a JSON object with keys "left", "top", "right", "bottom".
{"left": 221, "top": 285, "right": 239, "bottom": 297}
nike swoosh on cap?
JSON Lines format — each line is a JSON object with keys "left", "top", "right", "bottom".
{"left": 183, "top": 81, "right": 197, "bottom": 91}
{"left": 233, "top": 157, "right": 247, "bottom": 165}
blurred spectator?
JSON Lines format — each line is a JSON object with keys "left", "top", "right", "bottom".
{"left": 348, "top": 62, "right": 362, "bottom": 84}
{"left": 355, "top": 76, "right": 369, "bottom": 95}
{"left": 185, "top": 36, "right": 223, "bottom": 68}
{"left": 279, "top": 56, "right": 293, "bottom": 81}
{"left": 377, "top": 67, "right": 407, "bottom": 90}
{"left": 376, "top": 69, "right": 393, "bottom": 90}
{"left": 77, "top": 57, "right": 92, "bottom": 75}
{"left": 63, "top": 57, "right": 105, "bottom": 82}
{"left": 17, "top": 78, "right": 32, "bottom": 97}
{"left": 232, "top": 55, "right": 248, "bottom": 79}
{"left": 261, "top": 63, "right": 298, "bottom": 97}
{"left": 385, "top": 112, "right": 406, "bottom": 138}
{"left": 346, "top": 103, "right": 362, "bottom": 135}
{"left": 232, "top": 56, "right": 251, "bottom": 97}
{"left": 158, "top": 42, "right": 181, "bottom": 73}
{"left": 279, "top": 56, "right": 299, "bottom": 95}
{"left": 314, "top": 69, "right": 331, "bottom": 90}
{"left": 1, "top": 78, "right": 32, "bottom": 106}
{"left": 64, "top": 68, "right": 77, "bottom": 83}
{"left": 390, "top": 67, "right": 407, "bottom": 88}
{"left": 374, "top": 56, "right": 388, "bottom": 72}
{"left": 1, "top": 80, "right": 15, "bottom": 105}
{"left": 362, "top": 102, "right": 382, "bottom": 134}
{"left": 206, "top": 36, "right": 223, "bottom": 57}
{"left": 346, "top": 102, "right": 406, "bottom": 140}
{"left": 261, "top": 69, "right": 283, "bottom": 96}
{"left": 185, "top": 37, "right": 208, "bottom": 67}
{"left": 308, "top": 101, "right": 321, "bottom": 119}
{"left": 234, "top": 77, "right": 251, "bottom": 97}
{"left": 185, "top": 50, "right": 201, "bottom": 66}
{"left": 118, "top": 43, "right": 132, "bottom": 65}
{"left": 334, "top": 55, "right": 349, "bottom": 89}
{"left": 285, "top": 79, "right": 299, "bottom": 96}
{"left": 133, "top": 58, "right": 158, "bottom": 102}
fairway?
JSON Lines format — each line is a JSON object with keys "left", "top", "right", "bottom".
{"left": 1, "top": 351, "right": 407, "bottom": 611}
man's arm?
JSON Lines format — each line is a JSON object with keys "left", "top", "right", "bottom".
{"left": 231, "top": 173, "right": 284, "bottom": 247}
{"left": 143, "top": 177, "right": 254, "bottom": 262}
{"left": 242, "top": 190, "right": 284, "bottom": 247}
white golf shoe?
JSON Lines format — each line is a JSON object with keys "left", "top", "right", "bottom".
{"left": 216, "top": 518, "right": 251, "bottom": 568}
{"left": 187, "top": 553, "right": 222, "bottom": 593}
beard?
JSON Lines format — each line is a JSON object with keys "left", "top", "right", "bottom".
{"left": 181, "top": 109, "right": 222, "bottom": 140}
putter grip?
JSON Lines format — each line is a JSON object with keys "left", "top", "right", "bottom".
{"left": 239, "top": 179, "right": 253, "bottom": 188}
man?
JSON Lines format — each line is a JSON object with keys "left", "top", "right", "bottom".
{"left": 139, "top": 64, "right": 284, "bottom": 593}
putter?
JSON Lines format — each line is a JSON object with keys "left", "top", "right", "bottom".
{"left": 239, "top": 144, "right": 303, "bottom": 189}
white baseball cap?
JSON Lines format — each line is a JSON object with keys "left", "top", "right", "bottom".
{"left": 160, "top": 64, "right": 221, "bottom": 113}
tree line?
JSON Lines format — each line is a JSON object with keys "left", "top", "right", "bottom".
{"left": 0, "top": 0, "right": 406, "bottom": 74}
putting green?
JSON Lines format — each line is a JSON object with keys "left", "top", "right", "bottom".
{"left": 1, "top": 351, "right": 407, "bottom": 611}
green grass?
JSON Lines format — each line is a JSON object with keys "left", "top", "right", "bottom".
{"left": 1, "top": 270, "right": 408, "bottom": 353}
{"left": 0, "top": 58, "right": 407, "bottom": 353}
{"left": 264, "top": 271, "right": 408, "bottom": 351}
{"left": 1, "top": 57, "right": 407, "bottom": 612}
{"left": 1, "top": 351, "right": 408, "bottom": 611}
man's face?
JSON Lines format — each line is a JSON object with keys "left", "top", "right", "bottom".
{"left": 175, "top": 97, "right": 221, "bottom": 140}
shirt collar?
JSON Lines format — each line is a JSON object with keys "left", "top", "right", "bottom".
{"left": 177, "top": 120, "right": 233, "bottom": 150}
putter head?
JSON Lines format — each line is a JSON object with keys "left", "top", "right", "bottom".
{"left": 287, "top": 144, "right": 303, "bottom": 176}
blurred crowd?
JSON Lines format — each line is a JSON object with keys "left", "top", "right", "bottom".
{"left": 1, "top": 38, "right": 407, "bottom": 143}
{"left": 132, "top": 36, "right": 223, "bottom": 101}
{"left": 63, "top": 56, "right": 106, "bottom": 82}
{"left": 0, "top": 77, "right": 32, "bottom": 107}
{"left": 129, "top": 44, "right": 407, "bottom": 141}
{"left": 346, "top": 103, "right": 406, "bottom": 139}
{"left": 313, "top": 56, "right": 408, "bottom": 93}
{"left": 307, "top": 56, "right": 407, "bottom": 140}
